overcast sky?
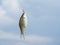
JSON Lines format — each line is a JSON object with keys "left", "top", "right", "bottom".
{"left": 0, "top": 0, "right": 60, "bottom": 45}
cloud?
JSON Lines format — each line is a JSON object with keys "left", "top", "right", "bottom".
{"left": 0, "top": 15, "right": 16, "bottom": 25}
{"left": 0, "top": 30, "right": 20, "bottom": 40}
{"left": 0, "top": 6, "right": 16, "bottom": 26}
{"left": 1, "top": 0, "right": 22, "bottom": 23}
{"left": 0, "top": 6, "right": 6, "bottom": 16}
{"left": 2, "top": 0, "right": 20, "bottom": 13}
{"left": 15, "top": 42, "right": 27, "bottom": 45}
{"left": 0, "top": 30, "right": 54, "bottom": 43}
{"left": 25, "top": 35, "right": 54, "bottom": 43}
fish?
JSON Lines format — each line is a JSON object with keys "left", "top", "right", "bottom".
{"left": 19, "top": 10, "right": 27, "bottom": 39}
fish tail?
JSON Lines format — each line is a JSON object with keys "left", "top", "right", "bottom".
{"left": 20, "top": 31, "right": 25, "bottom": 39}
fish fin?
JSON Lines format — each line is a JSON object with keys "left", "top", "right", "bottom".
{"left": 20, "top": 32, "right": 25, "bottom": 39}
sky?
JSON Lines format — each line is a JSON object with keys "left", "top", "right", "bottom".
{"left": 0, "top": 0, "right": 60, "bottom": 45}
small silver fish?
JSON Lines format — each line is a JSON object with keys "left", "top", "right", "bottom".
{"left": 19, "top": 10, "right": 27, "bottom": 38}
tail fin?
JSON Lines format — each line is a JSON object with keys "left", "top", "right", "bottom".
{"left": 20, "top": 32, "right": 25, "bottom": 39}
